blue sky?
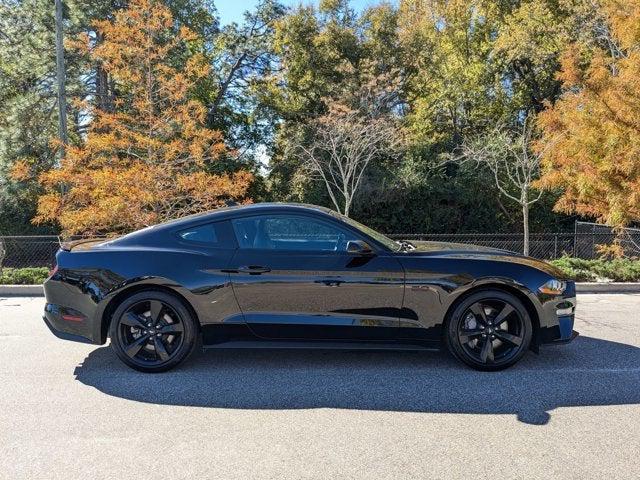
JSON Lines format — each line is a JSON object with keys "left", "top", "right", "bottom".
{"left": 215, "top": 0, "right": 390, "bottom": 25}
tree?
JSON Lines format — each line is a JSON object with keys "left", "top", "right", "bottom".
{"left": 0, "top": 0, "right": 127, "bottom": 235}
{"left": 493, "top": 0, "right": 569, "bottom": 114}
{"left": 398, "top": 0, "right": 508, "bottom": 148}
{"left": 13, "top": 0, "right": 252, "bottom": 235}
{"left": 537, "top": 0, "right": 640, "bottom": 229}
{"left": 453, "top": 117, "right": 550, "bottom": 255}
{"left": 207, "top": 1, "right": 284, "bottom": 123}
{"left": 257, "top": 1, "right": 407, "bottom": 211}
{"left": 203, "top": 0, "right": 285, "bottom": 167}
{"left": 298, "top": 100, "right": 403, "bottom": 217}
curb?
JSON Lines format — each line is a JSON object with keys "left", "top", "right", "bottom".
{"left": 575, "top": 283, "right": 640, "bottom": 294}
{"left": 2, "top": 283, "right": 640, "bottom": 297}
{"left": 0, "top": 285, "right": 44, "bottom": 296}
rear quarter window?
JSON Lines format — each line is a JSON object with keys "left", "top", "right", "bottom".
{"left": 178, "top": 223, "right": 233, "bottom": 248}
{"left": 176, "top": 220, "right": 237, "bottom": 249}
{"left": 178, "top": 224, "right": 218, "bottom": 244}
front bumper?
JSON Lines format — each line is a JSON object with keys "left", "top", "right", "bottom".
{"left": 537, "top": 281, "right": 579, "bottom": 345}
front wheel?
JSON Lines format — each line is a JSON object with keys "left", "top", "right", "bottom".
{"left": 445, "top": 290, "right": 532, "bottom": 371}
{"left": 109, "top": 290, "right": 198, "bottom": 372}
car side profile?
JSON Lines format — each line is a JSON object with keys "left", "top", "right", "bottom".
{"left": 43, "top": 203, "right": 577, "bottom": 372}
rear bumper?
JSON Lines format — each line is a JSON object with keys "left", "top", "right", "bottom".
{"left": 43, "top": 302, "right": 102, "bottom": 344}
{"left": 42, "top": 272, "right": 106, "bottom": 344}
{"left": 42, "top": 313, "right": 97, "bottom": 345}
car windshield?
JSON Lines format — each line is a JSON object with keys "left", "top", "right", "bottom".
{"left": 330, "top": 212, "right": 401, "bottom": 251}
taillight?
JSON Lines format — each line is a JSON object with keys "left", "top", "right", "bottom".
{"left": 49, "top": 264, "right": 59, "bottom": 278}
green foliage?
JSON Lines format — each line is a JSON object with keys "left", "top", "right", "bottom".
{"left": 0, "top": 267, "right": 49, "bottom": 285}
{"left": 0, "top": 0, "right": 621, "bottom": 236}
{"left": 0, "top": 0, "right": 67, "bottom": 234}
{"left": 261, "top": 1, "right": 406, "bottom": 211}
{"left": 399, "top": 0, "right": 507, "bottom": 147}
{"left": 205, "top": 0, "right": 285, "bottom": 162}
{"left": 258, "top": 0, "right": 578, "bottom": 233}
{"left": 550, "top": 257, "right": 640, "bottom": 282}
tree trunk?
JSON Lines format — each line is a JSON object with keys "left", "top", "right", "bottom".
{"left": 54, "top": 0, "right": 68, "bottom": 154}
{"left": 522, "top": 201, "right": 530, "bottom": 256}
{"left": 95, "top": 32, "right": 113, "bottom": 113}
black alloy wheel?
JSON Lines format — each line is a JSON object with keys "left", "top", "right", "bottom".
{"left": 109, "top": 291, "right": 198, "bottom": 372}
{"left": 446, "top": 290, "right": 532, "bottom": 371}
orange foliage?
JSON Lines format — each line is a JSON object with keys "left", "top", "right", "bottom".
{"left": 536, "top": 0, "right": 640, "bottom": 227}
{"left": 31, "top": 0, "right": 252, "bottom": 235}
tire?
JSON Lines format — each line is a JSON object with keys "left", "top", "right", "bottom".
{"left": 445, "top": 289, "right": 532, "bottom": 371}
{"left": 109, "top": 290, "right": 198, "bottom": 373}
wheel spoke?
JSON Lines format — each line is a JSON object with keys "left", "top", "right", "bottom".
{"left": 479, "top": 337, "right": 494, "bottom": 363}
{"left": 124, "top": 334, "right": 150, "bottom": 358}
{"left": 494, "top": 330, "right": 522, "bottom": 347}
{"left": 149, "top": 300, "right": 163, "bottom": 325}
{"left": 120, "top": 312, "right": 147, "bottom": 330}
{"left": 459, "top": 329, "right": 484, "bottom": 343}
{"left": 117, "top": 298, "right": 186, "bottom": 366}
{"left": 493, "top": 304, "right": 514, "bottom": 327}
{"left": 469, "top": 303, "right": 488, "bottom": 326}
{"left": 160, "top": 323, "right": 184, "bottom": 334}
{"left": 153, "top": 336, "right": 170, "bottom": 361}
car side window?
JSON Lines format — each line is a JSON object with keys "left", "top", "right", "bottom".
{"left": 178, "top": 223, "right": 219, "bottom": 244}
{"left": 231, "top": 215, "right": 358, "bottom": 252}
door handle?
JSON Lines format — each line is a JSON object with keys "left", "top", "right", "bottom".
{"left": 237, "top": 265, "right": 271, "bottom": 274}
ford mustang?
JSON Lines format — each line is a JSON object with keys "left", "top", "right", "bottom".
{"left": 43, "top": 203, "right": 577, "bottom": 372}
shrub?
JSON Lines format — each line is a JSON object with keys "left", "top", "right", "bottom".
{"left": 0, "top": 267, "right": 49, "bottom": 285}
{"left": 550, "top": 257, "right": 640, "bottom": 282}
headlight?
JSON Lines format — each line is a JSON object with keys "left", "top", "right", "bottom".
{"left": 539, "top": 279, "right": 567, "bottom": 295}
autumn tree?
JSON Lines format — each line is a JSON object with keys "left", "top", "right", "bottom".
{"left": 537, "top": 0, "right": 640, "bottom": 229}
{"left": 13, "top": 0, "right": 252, "bottom": 235}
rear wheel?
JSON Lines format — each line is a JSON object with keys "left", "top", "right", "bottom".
{"left": 109, "top": 291, "right": 198, "bottom": 372}
{"left": 446, "top": 290, "right": 532, "bottom": 371}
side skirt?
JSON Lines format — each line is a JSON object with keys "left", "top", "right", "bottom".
{"left": 203, "top": 339, "right": 441, "bottom": 352}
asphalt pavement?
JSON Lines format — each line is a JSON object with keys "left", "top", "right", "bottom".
{"left": 1, "top": 294, "right": 639, "bottom": 479}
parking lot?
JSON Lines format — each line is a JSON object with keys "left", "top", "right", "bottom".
{"left": 1, "top": 294, "right": 639, "bottom": 479}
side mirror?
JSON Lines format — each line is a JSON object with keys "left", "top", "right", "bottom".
{"left": 346, "top": 240, "right": 375, "bottom": 256}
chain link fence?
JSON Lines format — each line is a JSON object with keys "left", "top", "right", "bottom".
{"left": 0, "top": 236, "right": 65, "bottom": 269}
{"left": 0, "top": 222, "right": 638, "bottom": 269}
{"left": 387, "top": 232, "right": 639, "bottom": 259}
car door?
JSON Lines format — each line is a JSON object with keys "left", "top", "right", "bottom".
{"left": 227, "top": 213, "right": 405, "bottom": 341}
{"left": 172, "top": 220, "right": 244, "bottom": 326}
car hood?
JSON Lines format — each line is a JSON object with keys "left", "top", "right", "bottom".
{"left": 402, "top": 240, "right": 566, "bottom": 278}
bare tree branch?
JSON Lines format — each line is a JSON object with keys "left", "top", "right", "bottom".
{"left": 297, "top": 106, "right": 403, "bottom": 217}
{"left": 449, "top": 114, "right": 550, "bottom": 255}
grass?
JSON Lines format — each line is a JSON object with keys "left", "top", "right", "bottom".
{"left": 550, "top": 257, "right": 640, "bottom": 282}
{"left": 0, "top": 267, "right": 49, "bottom": 285}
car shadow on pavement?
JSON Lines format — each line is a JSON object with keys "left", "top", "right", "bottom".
{"left": 74, "top": 335, "right": 640, "bottom": 425}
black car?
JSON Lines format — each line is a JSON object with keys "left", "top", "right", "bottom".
{"left": 43, "top": 203, "right": 577, "bottom": 372}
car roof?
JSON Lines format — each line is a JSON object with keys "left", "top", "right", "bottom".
{"left": 113, "top": 203, "right": 339, "bottom": 244}
{"left": 162, "top": 202, "right": 336, "bottom": 228}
